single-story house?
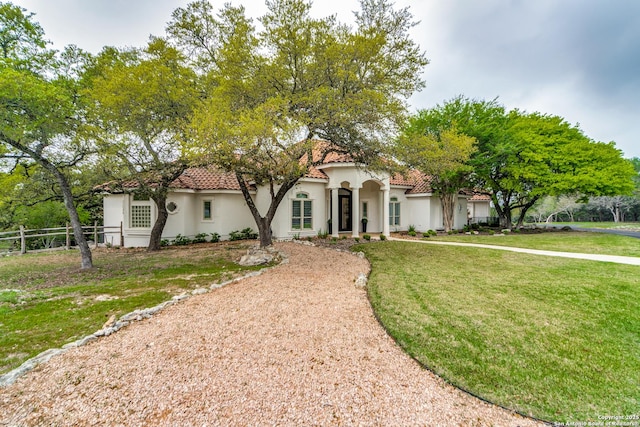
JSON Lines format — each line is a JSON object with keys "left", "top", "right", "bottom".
{"left": 102, "top": 150, "right": 490, "bottom": 247}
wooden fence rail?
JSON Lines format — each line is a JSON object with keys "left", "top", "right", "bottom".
{"left": 0, "top": 223, "right": 123, "bottom": 255}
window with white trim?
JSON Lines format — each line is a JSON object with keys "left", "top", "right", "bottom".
{"left": 389, "top": 197, "right": 400, "bottom": 226}
{"left": 292, "top": 193, "right": 312, "bottom": 230}
{"left": 130, "top": 194, "right": 153, "bottom": 228}
{"left": 202, "top": 199, "right": 213, "bottom": 221}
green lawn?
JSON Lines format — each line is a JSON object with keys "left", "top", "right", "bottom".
{"left": 430, "top": 230, "right": 640, "bottom": 257}
{"left": 358, "top": 240, "right": 640, "bottom": 423}
{"left": 0, "top": 242, "right": 266, "bottom": 374}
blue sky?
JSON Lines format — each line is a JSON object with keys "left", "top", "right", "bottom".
{"left": 12, "top": 0, "right": 640, "bottom": 159}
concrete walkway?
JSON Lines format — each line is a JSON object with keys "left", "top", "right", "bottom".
{"left": 389, "top": 237, "right": 640, "bottom": 266}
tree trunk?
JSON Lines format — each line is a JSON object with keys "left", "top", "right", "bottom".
{"left": 257, "top": 216, "right": 273, "bottom": 248}
{"left": 515, "top": 196, "right": 539, "bottom": 229}
{"left": 52, "top": 168, "right": 93, "bottom": 269}
{"left": 236, "top": 172, "right": 299, "bottom": 248}
{"left": 491, "top": 193, "right": 512, "bottom": 230}
{"left": 499, "top": 208, "right": 512, "bottom": 229}
{"left": 148, "top": 193, "right": 168, "bottom": 251}
{"left": 441, "top": 193, "right": 456, "bottom": 232}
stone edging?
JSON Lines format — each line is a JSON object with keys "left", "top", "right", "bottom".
{"left": 0, "top": 250, "right": 289, "bottom": 388}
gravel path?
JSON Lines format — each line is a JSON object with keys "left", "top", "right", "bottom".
{"left": 0, "top": 243, "right": 542, "bottom": 426}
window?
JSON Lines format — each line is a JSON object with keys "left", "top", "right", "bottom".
{"left": 166, "top": 201, "right": 178, "bottom": 213}
{"left": 389, "top": 197, "right": 400, "bottom": 226}
{"left": 292, "top": 193, "right": 312, "bottom": 230}
{"left": 203, "top": 200, "right": 212, "bottom": 220}
{"left": 131, "top": 205, "right": 152, "bottom": 228}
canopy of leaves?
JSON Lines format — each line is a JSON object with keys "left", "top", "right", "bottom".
{"left": 171, "top": 0, "right": 427, "bottom": 179}
{"left": 87, "top": 38, "right": 199, "bottom": 191}
{"left": 419, "top": 96, "right": 635, "bottom": 226}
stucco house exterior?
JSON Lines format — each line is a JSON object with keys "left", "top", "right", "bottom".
{"left": 102, "top": 153, "right": 490, "bottom": 247}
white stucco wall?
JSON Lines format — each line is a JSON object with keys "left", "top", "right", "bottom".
{"left": 264, "top": 180, "right": 328, "bottom": 239}
{"left": 102, "top": 194, "right": 124, "bottom": 247}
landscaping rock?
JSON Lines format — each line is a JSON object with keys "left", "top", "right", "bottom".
{"left": 239, "top": 247, "right": 275, "bottom": 266}
{"left": 355, "top": 273, "right": 368, "bottom": 288}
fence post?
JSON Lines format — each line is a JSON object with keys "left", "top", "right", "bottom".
{"left": 94, "top": 221, "right": 98, "bottom": 249}
{"left": 66, "top": 223, "right": 70, "bottom": 250}
{"left": 120, "top": 221, "right": 124, "bottom": 247}
{"left": 19, "top": 225, "right": 26, "bottom": 255}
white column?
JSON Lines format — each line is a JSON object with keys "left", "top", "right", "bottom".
{"left": 383, "top": 188, "right": 390, "bottom": 237}
{"left": 331, "top": 187, "right": 339, "bottom": 238}
{"left": 351, "top": 187, "right": 360, "bottom": 237}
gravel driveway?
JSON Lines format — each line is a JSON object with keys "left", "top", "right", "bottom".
{"left": 0, "top": 242, "right": 542, "bottom": 426}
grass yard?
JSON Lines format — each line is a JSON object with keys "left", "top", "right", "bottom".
{"left": 430, "top": 230, "right": 640, "bottom": 257}
{"left": 0, "top": 242, "right": 267, "bottom": 374}
{"left": 358, "top": 240, "right": 640, "bottom": 423}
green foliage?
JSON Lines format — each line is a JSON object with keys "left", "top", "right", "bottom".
{"left": 379, "top": 234, "right": 386, "bottom": 241}
{"left": 0, "top": 4, "right": 94, "bottom": 268}
{"left": 192, "top": 233, "right": 208, "bottom": 244}
{"left": 362, "top": 234, "right": 371, "bottom": 241}
{"left": 209, "top": 232, "right": 220, "bottom": 243}
{"left": 407, "top": 224, "right": 416, "bottom": 233}
{"left": 172, "top": 234, "right": 192, "bottom": 246}
{"left": 229, "top": 228, "right": 258, "bottom": 241}
{"left": 417, "top": 96, "right": 636, "bottom": 229}
{"left": 317, "top": 229, "right": 328, "bottom": 239}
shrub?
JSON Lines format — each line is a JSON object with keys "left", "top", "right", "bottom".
{"left": 229, "top": 228, "right": 258, "bottom": 241}
{"left": 317, "top": 229, "right": 328, "bottom": 239}
{"left": 408, "top": 224, "right": 416, "bottom": 233}
{"left": 427, "top": 229, "right": 437, "bottom": 236}
{"left": 422, "top": 232, "right": 430, "bottom": 238}
{"left": 379, "top": 234, "right": 386, "bottom": 241}
{"left": 408, "top": 230, "right": 417, "bottom": 237}
{"left": 193, "top": 233, "right": 208, "bottom": 243}
{"left": 160, "top": 239, "right": 170, "bottom": 247}
{"left": 354, "top": 237, "right": 360, "bottom": 243}
{"left": 363, "top": 234, "right": 371, "bottom": 241}
{"left": 210, "top": 232, "right": 220, "bottom": 243}
{"left": 173, "top": 234, "right": 192, "bottom": 246}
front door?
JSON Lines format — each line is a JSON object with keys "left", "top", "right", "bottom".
{"left": 338, "top": 191, "right": 352, "bottom": 232}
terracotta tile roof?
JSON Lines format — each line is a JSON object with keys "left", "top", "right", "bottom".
{"left": 305, "top": 166, "right": 328, "bottom": 179}
{"left": 469, "top": 192, "right": 491, "bottom": 202}
{"left": 171, "top": 167, "right": 245, "bottom": 190}
{"left": 97, "top": 167, "right": 252, "bottom": 192}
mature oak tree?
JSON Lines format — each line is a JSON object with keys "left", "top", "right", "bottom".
{"left": 168, "top": 0, "right": 428, "bottom": 247}
{"left": 86, "top": 38, "right": 199, "bottom": 251}
{"left": 0, "top": 2, "right": 94, "bottom": 268}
